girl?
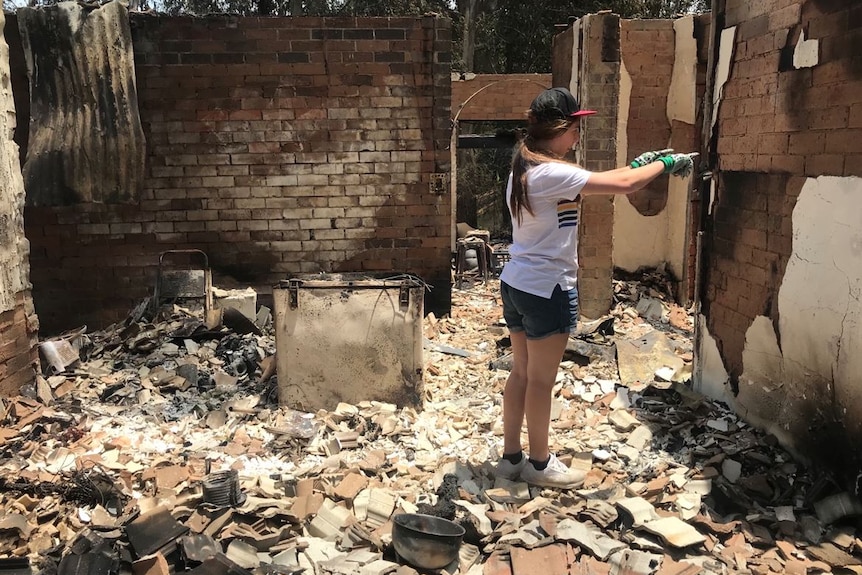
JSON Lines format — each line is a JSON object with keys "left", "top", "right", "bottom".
{"left": 495, "top": 87, "right": 695, "bottom": 488}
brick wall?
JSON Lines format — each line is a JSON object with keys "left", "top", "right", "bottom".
{"left": 705, "top": 0, "right": 862, "bottom": 377}
{"left": 577, "top": 14, "right": 620, "bottom": 319}
{"left": 451, "top": 73, "right": 551, "bottom": 121}
{"left": 552, "top": 14, "right": 707, "bottom": 315}
{"left": 19, "top": 15, "right": 452, "bottom": 334}
{"left": 0, "top": 292, "right": 39, "bottom": 396}
{"left": 617, "top": 16, "right": 709, "bottom": 303}
{"left": 552, "top": 14, "right": 619, "bottom": 319}
{"left": 716, "top": 1, "right": 862, "bottom": 177}
{"left": 705, "top": 172, "right": 798, "bottom": 376}
{"left": 620, "top": 20, "right": 674, "bottom": 216}
{"left": 702, "top": 0, "right": 862, "bottom": 485}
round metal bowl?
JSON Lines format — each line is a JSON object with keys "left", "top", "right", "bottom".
{"left": 391, "top": 513, "right": 465, "bottom": 570}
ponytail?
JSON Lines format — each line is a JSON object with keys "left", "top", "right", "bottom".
{"left": 510, "top": 140, "right": 532, "bottom": 226}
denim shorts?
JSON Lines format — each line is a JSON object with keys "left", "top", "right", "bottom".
{"left": 501, "top": 281, "right": 579, "bottom": 340}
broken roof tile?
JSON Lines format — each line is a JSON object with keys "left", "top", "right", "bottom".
{"left": 6, "top": 274, "right": 855, "bottom": 574}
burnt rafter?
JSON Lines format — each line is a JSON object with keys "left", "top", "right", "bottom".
{"left": 18, "top": 0, "right": 145, "bottom": 205}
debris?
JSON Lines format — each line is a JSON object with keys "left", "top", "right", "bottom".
{"left": 2, "top": 270, "right": 854, "bottom": 574}
{"left": 423, "top": 337, "right": 472, "bottom": 358}
{"left": 814, "top": 491, "right": 862, "bottom": 525}
{"left": 38, "top": 334, "right": 81, "bottom": 374}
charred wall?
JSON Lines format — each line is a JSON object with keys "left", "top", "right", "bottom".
{"left": 0, "top": 12, "right": 38, "bottom": 396}
{"left": 16, "top": 14, "right": 453, "bottom": 334}
{"left": 698, "top": 0, "right": 862, "bottom": 488}
{"left": 16, "top": 2, "right": 146, "bottom": 206}
{"left": 614, "top": 16, "right": 709, "bottom": 303}
{"left": 552, "top": 13, "right": 707, "bottom": 316}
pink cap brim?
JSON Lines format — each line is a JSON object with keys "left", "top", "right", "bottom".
{"left": 570, "top": 110, "right": 597, "bottom": 117}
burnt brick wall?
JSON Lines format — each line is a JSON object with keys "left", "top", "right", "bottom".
{"left": 450, "top": 73, "right": 551, "bottom": 120}
{"left": 576, "top": 14, "right": 620, "bottom": 319}
{"left": 0, "top": 292, "right": 39, "bottom": 396}
{"left": 620, "top": 20, "right": 674, "bottom": 216}
{"left": 716, "top": 1, "right": 861, "bottom": 176}
{"left": 22, "top": 15, "right": 452, "bottom": 334}
{"left": 706, "top": 172, "right": 799, "bottom": 375}
{"left": 705, "top": 0, "right": 862, "bottom": 379}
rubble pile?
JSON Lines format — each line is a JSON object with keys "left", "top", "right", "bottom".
{"left": 0, "top": 274, "right": 860, "bottom": 575}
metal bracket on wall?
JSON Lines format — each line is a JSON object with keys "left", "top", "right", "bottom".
{"left": 288, "top": 280, "right": 301, "bottom": 310}
{"left": 399, "top": 285, "right": 411, "bottom": 310}
{"left": 430, "top": 173, "right": 447, "bottom": 195}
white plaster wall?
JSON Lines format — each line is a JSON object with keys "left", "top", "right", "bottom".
{"left": 0, "top": 11, "right": 31, "bottom": 314}
{"left": 735, "top": 315, "right": 798, "bottom": 450}
{"left": 711, "top": 26, "right": 736, "bottom": 133}
{"left": 697, "top": 177, "right": 862, "bottom": 458}
{"left": 613, "top": 18, "right": 696, "bottom": 283}
{"left": 665, "top": 17, "right": 697, "bottom": 283}
{"left": 665, "top": 176, "right": 690, "bottom": 281}
{"left": 775, "top": 176, "right": 862, "bottom": 420}
{"left": 613, "top": 198, "right": 671, "bottom": 272}
{"left": 668, "top": 17, "right": 697, "bottom": 125}
{"left": 613, "top": 57, "right": 671, "bottom": 274}
{"left": 613, "top": 58, "right": 673, "bottom": 275}
{"left": 694, "top": 314, "right": 733, "bottom": 406}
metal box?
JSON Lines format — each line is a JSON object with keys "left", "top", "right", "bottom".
{"left": 273, "top": 274, "right": 424, "bottom": 412}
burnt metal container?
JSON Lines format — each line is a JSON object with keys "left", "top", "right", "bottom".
{"left": 391, "top": 513, "right": 465, "bottom": 570}
{"left": 272, "top": 273, "right": 424, "bottom": 412}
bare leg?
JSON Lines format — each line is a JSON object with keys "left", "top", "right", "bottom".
{"left": 523, "top": 333, "right": 569, "bottom": 462}
{"left": 502, "top": 330, "right": 528, "bottom": 455}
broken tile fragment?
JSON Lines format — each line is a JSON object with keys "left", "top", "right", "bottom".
{"left": 556, "top": 518, "right": 626, "bottom": 561}
{"left": 639, "top": 517, "right": 706, "bottom": 549}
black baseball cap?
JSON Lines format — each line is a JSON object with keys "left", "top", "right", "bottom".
{"left": 530, "top": 87, "right": 597, "bottom": 121}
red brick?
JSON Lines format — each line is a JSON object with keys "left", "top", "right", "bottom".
{"left": 757, "top": 133, "right": 789, "bottom": 155}
{"left": 845, "top": 154, "right": 862, "bottom": 177}
{"left": 805, "top": 154, "right": 845, "bottom": 176}
{"left": 27, "top": 16, "right": 454, "bottom": 333}
{"left": 806, "top": 107, "right": 849, "bottom": 130}
{"left": 823, "top": 129, "right": 862, "bottom": 154}
{"left": 768, "top": 3, "right": 801, "bottom": 31}
{"left": 809, "top": 10, "right": 850, "bottom": 38}
{"left": 788, "top": 131, "right": 826, "bottom": 155}
{"left": 0, "top": 364, "right": 36, "bottom": 397}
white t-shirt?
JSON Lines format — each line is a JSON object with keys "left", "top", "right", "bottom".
{"left": 500, "top": 162, "right": 591, "bottom": 298}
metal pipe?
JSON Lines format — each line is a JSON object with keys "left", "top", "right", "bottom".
{"left": 693, "top": 229, "right": 704, "bottom": 388}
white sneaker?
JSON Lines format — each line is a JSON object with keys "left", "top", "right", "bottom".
{"left": 494, "top": 455, "right": 527, "bottom": 481}
{"left": 519, "top": 453, "right": 586, "bottom": 489}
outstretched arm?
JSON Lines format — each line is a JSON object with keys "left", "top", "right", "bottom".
{"left": 580, "top": 153, "right": 697, "bottom": 196}
{"left": 580, "top": 161, "right": 665, "bottom": 195}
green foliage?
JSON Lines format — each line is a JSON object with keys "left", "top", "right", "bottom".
{"left": 158, "top": 0, "right": 457, "bottom": 17}
{"left": 469, "top": 0, "right": 709, "bottom": 73}
{"left": 152, "top": 0, "right": 708, "bottom": 73}
{"left": 338, "top": 0, "right": 457, "bottom": 16}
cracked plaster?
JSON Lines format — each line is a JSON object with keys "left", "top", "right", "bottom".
{"left": 694, "top": 314, "right": 732, "bottom": 407}
{"left": 613, "top": 18, "right": 696, "bottom": 282}
{"left": 700, "top": 176, "right": 862, "bottom": 471}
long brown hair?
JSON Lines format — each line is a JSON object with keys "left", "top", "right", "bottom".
{"left": 510, "top": 113, "right": 577, "bottom": 225}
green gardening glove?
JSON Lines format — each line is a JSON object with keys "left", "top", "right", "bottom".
{"left": 630, "top": 148, "right": 674, "bottom": 168}
{"left": 659, "top": 152, "right": 699, "bottom": 178}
